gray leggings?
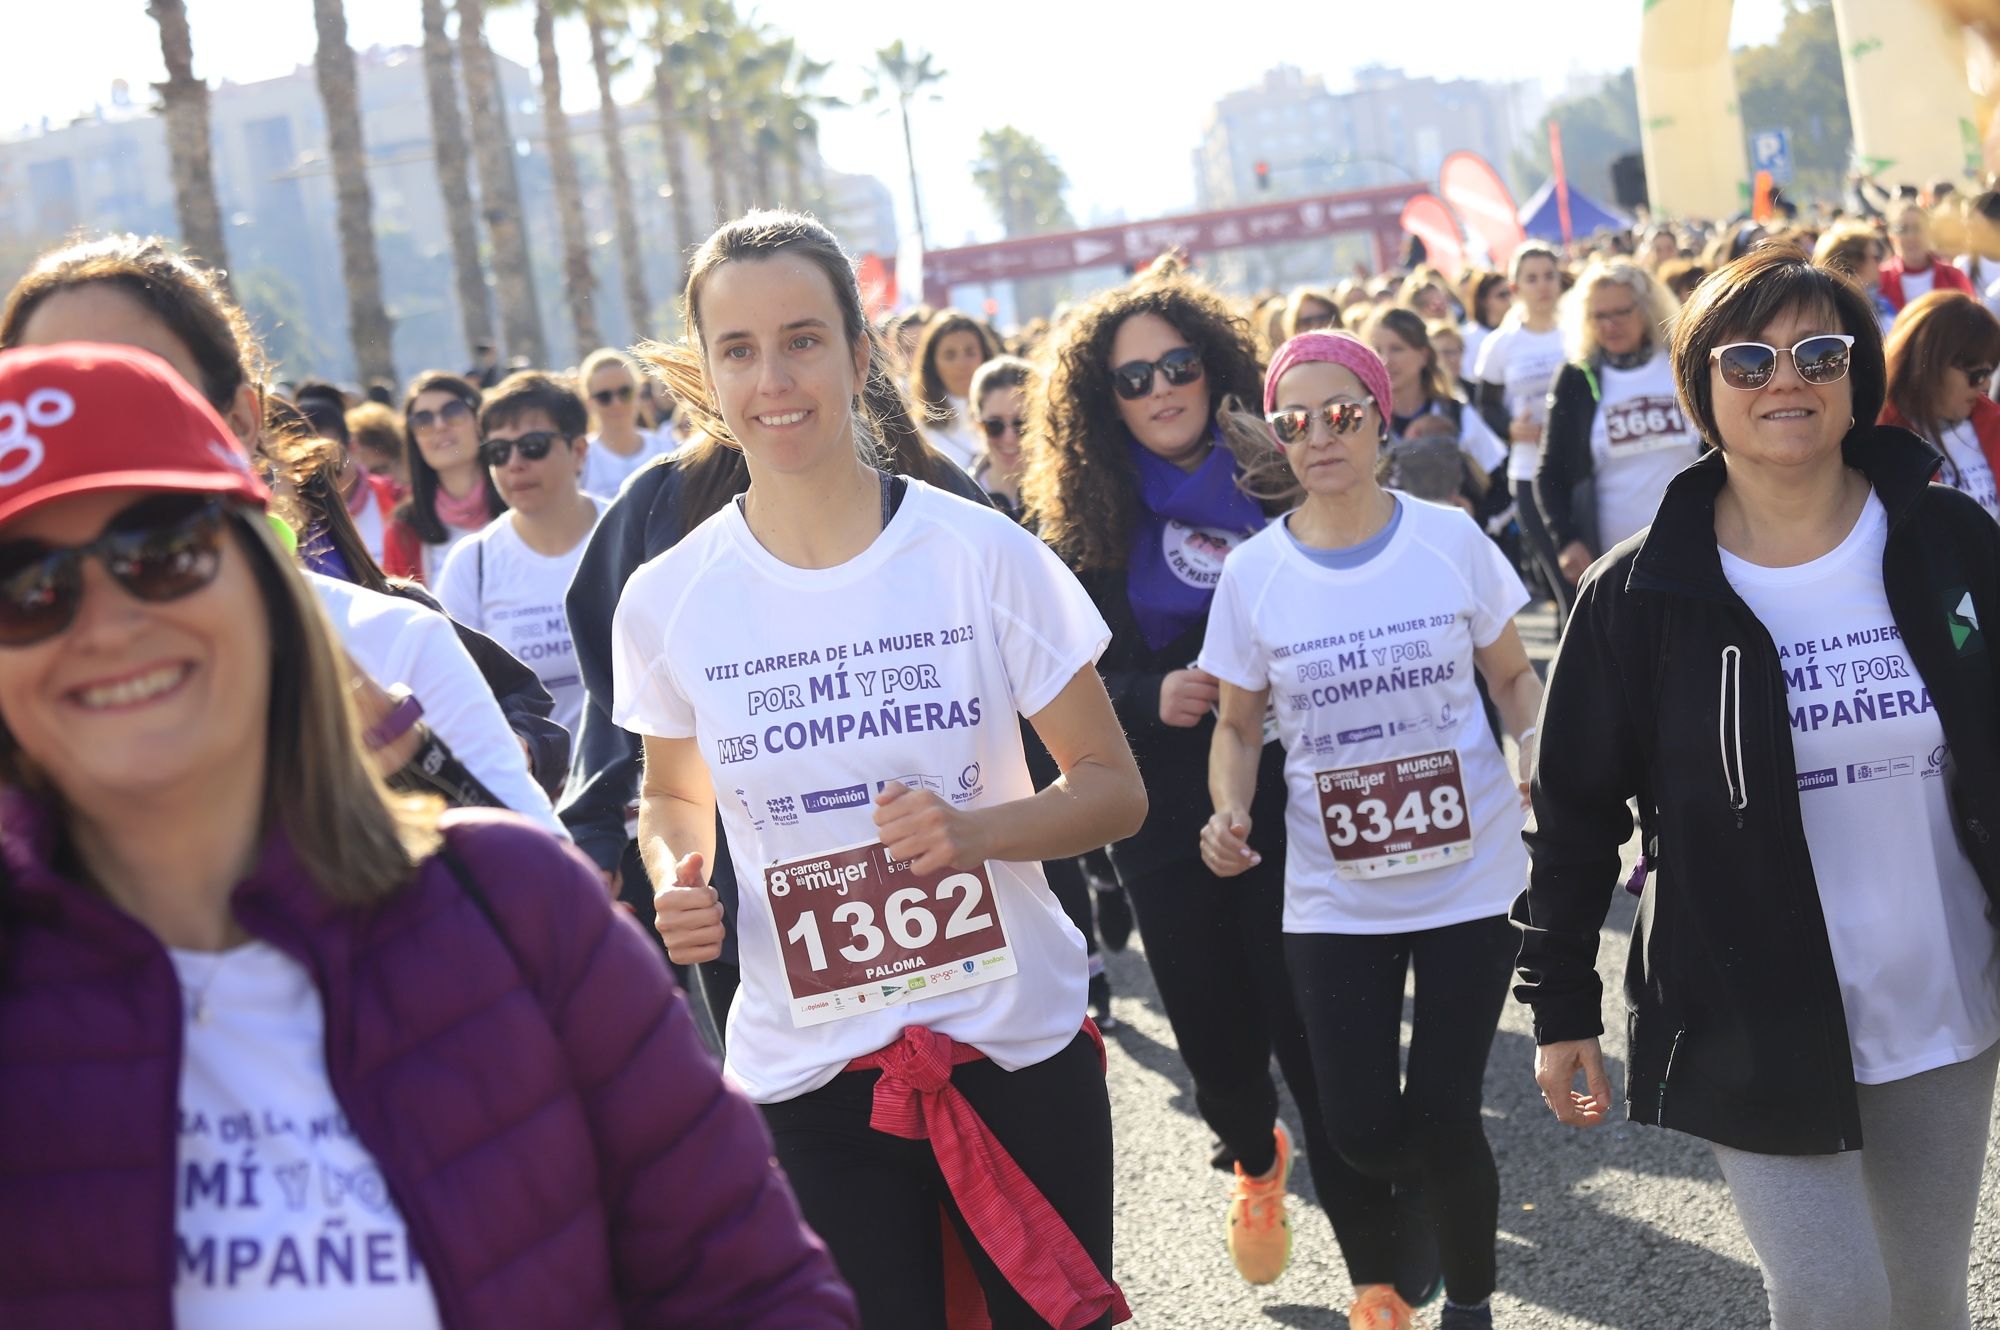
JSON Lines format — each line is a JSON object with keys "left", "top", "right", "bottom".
{"left": 1710, "top": 1039, "right": 2000, "bottom": 1330}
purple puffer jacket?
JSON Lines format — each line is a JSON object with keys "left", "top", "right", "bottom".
{"left": 0, "top": 800, "right": 857, "bottom": 1329}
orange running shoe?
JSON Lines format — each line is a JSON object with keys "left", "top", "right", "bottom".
{"left": 1225, "top": 1122, "right": 1293, "bottom": 1284}
{"left": 1349, "top": 1283, "right": 1417, "bottom": 1330}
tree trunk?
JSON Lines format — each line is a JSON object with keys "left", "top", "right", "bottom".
{"left": 649, "top": 56, "right": 696, "bottom": 289}
{"left": 747, "top": 123, "right": 773, "bottom": 210}
{"left": 311, "top": 0, "right": 396, "bottom": 387}
{"left": 146, "top": 0, "right": 231, "bottom": 290}
{"left": 420, "top": 0, "right": 492, "bottom": 362}
{"left": 535, "top": 0, "right": 601, "bottom": 359}
{"left": 457, "top": 0, "right": 547, "bottom": 368}
{"left": 898, "top": 98, "right": 927, "bottom": 252}
{"left": 587, "top": 3, "right": 652, "bottom": 341}
{"left": 703, "top": 102, "right": 732, "bottom": 223}
{"left": 784, "top": 152, "right": 805, "bottom": 213}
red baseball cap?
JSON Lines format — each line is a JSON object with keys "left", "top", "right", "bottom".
{"left": 0, "top": 341, "right": 269, "bottom": 530}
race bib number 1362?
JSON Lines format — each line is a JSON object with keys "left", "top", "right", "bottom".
{"left": 764, "top": 842, "right": 1016, "bottom": 1027}
{"left": 1315, "top": 748, "right": 1476, "bottom": 880}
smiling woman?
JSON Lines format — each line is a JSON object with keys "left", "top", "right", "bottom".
{"left": 610, "top": 209, "right": 1144, "bottom": 1330}
{"left": 0, "top": 341, "right": 854, "bottom": 1330}
{"left": 1519, "top": 246, "right": 2000, "bottom": 1330}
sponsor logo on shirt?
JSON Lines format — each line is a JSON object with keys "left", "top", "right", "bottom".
{"left": 1946, "top": 588, "right": 1984, "bottom": 654}
{"left": 765, "top": 794, "right": 799, "bottom": 827}
{"left": 1161, "top": 520, "right": 1242, "bottom": 588}
{"left": 1846, "top": 756, "right": 1915, "bottom": 784}
{"left": 955, "top": 763, "right": 984, "bottom": 802}
{"left": 1388, "top": 716, "right": 1433, "bottom": 737}
{"left": 1797, "top": 767, "right": 1840, "bottom": 792}
{"left": 1337, "top": 724, "right": 1385, "bottom": 743}
{"left": 879, "top": 773, "right": 948, "bottom": 796}
{"left": 802, "top": 783, "right": 871, "bottom": 814}
{"left": 717, "top": 733, "right": 759, "bottom": 765}
{"left": 1925, "top": 744, "right": 1948, "bottom": 780}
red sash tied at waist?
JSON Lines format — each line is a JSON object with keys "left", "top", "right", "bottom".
{"left": 845, "top": 1023, "right": 1130, "bottom": 1330}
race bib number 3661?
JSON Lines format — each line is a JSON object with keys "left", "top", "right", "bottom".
{"left": 763, "top": 843, "right": 1016, "bottom": 1028}
{"left": 1315, "top": 748, "right": 1476, "bottom": 880}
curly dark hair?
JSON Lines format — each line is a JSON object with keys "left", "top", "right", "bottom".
{"left": 1021, "top": 256, "right": 1275, "bottom": 570}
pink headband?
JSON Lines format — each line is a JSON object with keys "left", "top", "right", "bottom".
{"left": 1264, "top": 331, "right": 1393, "bottom": 418}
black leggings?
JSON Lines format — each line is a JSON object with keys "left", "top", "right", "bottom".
{"left": 762, "top": 1029, "right": 1115, "bottom": 1330}
{"left": 1285, "top": 913, "right": 1517, "bottom": 1304}
{"left": 1121, "top": 851, "right": 1352, "bottom": 1204}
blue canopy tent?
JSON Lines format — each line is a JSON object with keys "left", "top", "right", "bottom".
{"left": 1518, "top": 179, "right": 1629, "bottom": 241}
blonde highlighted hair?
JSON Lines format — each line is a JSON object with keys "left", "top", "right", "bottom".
{"left": 1559, "top": 259, "right": 1681, "bottom": 365}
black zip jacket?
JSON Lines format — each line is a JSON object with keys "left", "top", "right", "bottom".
{"left": 1532, "top": 361, "right": 1603, "bottom": 554}
{"left": 559, "top": 453, "right": 993, "bottom": 958}
{"left": 1513, "top": 426, "right": 2000, "bottom": 1155}
{"left": 1077, "top": 565, "right": 1287, "bottom": 883}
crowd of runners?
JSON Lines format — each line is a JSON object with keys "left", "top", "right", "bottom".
{"left": 0, "top": 164, "right": 1996, "bottom": 1330}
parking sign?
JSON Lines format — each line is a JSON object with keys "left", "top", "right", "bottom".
{"left": 1752, "top": 129, "right": 1793, "bottom": 186}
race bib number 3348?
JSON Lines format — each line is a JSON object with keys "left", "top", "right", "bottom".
{"left": 764, "top": 842, "right": 1016, "bottom": 1027}
{"left": 1315, "top": 748, "right": 1475, "bottom": 879}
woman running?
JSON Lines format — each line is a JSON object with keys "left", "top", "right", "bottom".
{"left": 579, "top": 347, "right": 677, "bottom": 497}
{"left": 968, "top": 354, "right": 1035, "bottom": 520}
{"left": 611, "top": 210, "right": 1144, "bottom": 1329}
{"left": 1024, "top": 256, "right": 1351, "bottom": 1292}
{"left": 1520, "top": 246, "right": 2000, "bottom": 1330}
{"left": 908, "top": 309, "right": 1001, "bottom": 470}
{"left": 1474, "top": 243, "right": 1571, "bottom": 610}
{"left": 1880, "top": 289, "right": 2000, "bottom": 520}
{"left": 1535, "top": 259, "right": 1697, "bottom": 585}
{"left": 1363, "top": 306, "right": 1507, "bottom": 503}
{"left": 384, "top": 370, "right": 506, "bottom": 582}
{"left": 1882, "top": 202, "right": 1974, "bottom": 317}
{"left": 1201, "top": 331, "right": 1542, "bottom": 1330}
{"left": 0, "top": 340, "right": 853, "bottom": 1329}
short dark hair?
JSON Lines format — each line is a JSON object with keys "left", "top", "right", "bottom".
{"left": 293, "top": 379, "right": 350, "bottom": 446}
{"left": 1671, "top": 244, "right": 1885, "bottom": 451}
{"left": 478, "top": 369, "right": 588, "bottom": 441}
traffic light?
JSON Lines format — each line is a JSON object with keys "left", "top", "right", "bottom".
{"left": 1254, "top": 161, "right": 1271, "bottom": 192}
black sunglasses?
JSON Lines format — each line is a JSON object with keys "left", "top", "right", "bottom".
{"left": 592, "top": 384, "right": 635, "bottom": 407}
{"left": 1110, "top": 347, "right": 1204, "bottom": 401}
{"left": 408, "top": 398, "right": 472, "bottom": 432}
{"left": 479, "top": 431, "right": 563, "bottom": 468}
{"left": 981, "top": 416, "right": 1025, "bottom": 439}
{"left": 0, "top": 495, "right": 229, "bottom": 648}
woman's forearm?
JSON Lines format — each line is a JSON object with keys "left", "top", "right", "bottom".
{"left": 963, "top": 756, "right": 1146, "bottom": 865}
{"left": 637, "top": 787, "right": 717, "bottom": 890}
{"left": 1495, "top": 664, "right": 1545, "bottom": 742}
{"left": 1208, "top": 715, "right": 1264, "bottom": 817}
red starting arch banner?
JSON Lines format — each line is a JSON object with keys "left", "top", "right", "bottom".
{"left": 919, "top": 183, "right": 1423, "bottom": 306}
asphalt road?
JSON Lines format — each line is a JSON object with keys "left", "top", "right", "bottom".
{"left": 1098, "top": 604, "right": 2000, "bottom": 1329}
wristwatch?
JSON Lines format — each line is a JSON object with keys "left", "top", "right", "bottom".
{"left": 364, "top": 685, "right": 425, "bottom": 751}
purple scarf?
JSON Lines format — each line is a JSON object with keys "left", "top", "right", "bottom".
{"left": 1125, "top": 433, "right": 1268, "bottom": 650}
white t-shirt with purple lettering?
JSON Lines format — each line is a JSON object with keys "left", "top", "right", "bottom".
{"left": 611, "top": 479, "right": 1109, "bottom": 1103}
{"left": 1199, "top": 496, "right": 1531, "bottom": 934}
{"left": 172, "top": 941, "right": 442, "bottom": 1329}
{"left": 1720, "top": 491, "right": 2000, "bottom": 1082}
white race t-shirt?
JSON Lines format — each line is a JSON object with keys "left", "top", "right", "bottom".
{"left": 307, "top": 573, "right": 565, "bottom": 839}
{"left": 1720, "top": 492, "right": 2000, "bottom": 1082}
{"left": 1900, "top": 265, "right": 1937, "bottom": 307}
{"left": 611, "top": 480, "right": 1108, "bottom": 1102}
{"left": 1198, "top": 496, "right": 1531, "bottom": 934}
{"left": 582, "top": 429, "right": 676, "bottom": 500}
{"left": 172, "top": 941, "right": 443, "bottom": 1330}
{"left": 1937, "top": 420, "right": 2000, "bottom": 521}
{"left": 1587, "top": 353, "right": 1703, "bottom": 548}
{"left": 1475, "top": 323, "right": 1567, "bottom": 482}
{"left": 434, "top": 498, "right": 608, "bottom": 738}
{"left": 417, "top": 524, "right": 478, "bottom": 586}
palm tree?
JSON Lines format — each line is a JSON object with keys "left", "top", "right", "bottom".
{"left": 771, "top": 46, "right": 839, "bottom": 211}
{"left": 145, "top": 0, "right": 231, "bottom": 287}
{"left": 582, "top": 0, "right": 653, "bottom": 339}
{"left": 457, "top": 0, "right": 548, "bottom": 367}
{"left": 971, "top": 126, "right": 1074, "bottom": 238}
{"left": 640, "top": 0, "right": 697, "bottom": 283}
{"left": 528, "top": 0, "right": 603, "bottom": 356}
{"left": 419, "top": 0, "right": 494, "bottom": 362}
{"left": 866, "top": 40, "right": 946, "bottom": 253}
{"left": 311, "top": 0, "right": 396, "bottom": 386}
